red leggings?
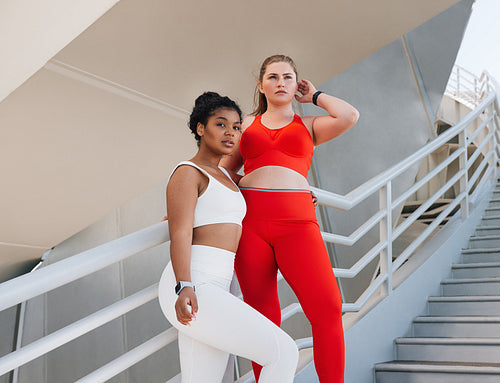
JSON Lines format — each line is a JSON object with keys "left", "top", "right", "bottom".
{"left": 235, "top": 188, "right": 344, "bottom": 383}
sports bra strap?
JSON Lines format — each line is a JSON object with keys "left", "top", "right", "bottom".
{"left": 169, "top": 161, "right": 211, "bottom": 181}
{"left": 219, "top": 166, "right": 232, "bottom": 179}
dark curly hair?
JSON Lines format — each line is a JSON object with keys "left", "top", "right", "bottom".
{"left": 189, "top": 92, "right": 243, "bottom": 147}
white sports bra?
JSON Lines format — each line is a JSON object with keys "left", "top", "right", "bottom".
{"left": 169, "top": 161, "right": 246, "bottom": 228}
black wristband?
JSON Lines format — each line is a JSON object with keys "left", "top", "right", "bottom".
{"left": 312, "top": 91, "right": 323, "bottom": 106}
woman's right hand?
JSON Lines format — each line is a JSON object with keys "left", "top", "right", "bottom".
{"left": 175, "top": 288, "right": 198, "bottom": 326}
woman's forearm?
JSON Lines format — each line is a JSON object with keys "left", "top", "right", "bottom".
{"left": 315, "top": 92, "right": 359, "bottom": 126}
{"left": 170, "top": 233, "right": 192, "bottom": 283}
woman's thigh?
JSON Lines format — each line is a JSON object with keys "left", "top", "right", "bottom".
{"left": 158, "top": 263, "right": 295, "bottom": 367}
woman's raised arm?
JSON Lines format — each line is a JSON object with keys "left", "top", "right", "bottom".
{"left": 297, "top": 79, "right": 359, "bottom": 146}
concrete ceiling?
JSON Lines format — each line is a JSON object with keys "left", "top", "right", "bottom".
{"left": 0, "top": 0, "right": 463, "bottom": 282}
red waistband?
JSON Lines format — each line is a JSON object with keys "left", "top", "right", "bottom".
{"left": 240, "top": 188, "right": 317, "bottom": 222}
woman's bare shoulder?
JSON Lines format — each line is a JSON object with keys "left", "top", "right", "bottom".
{"left": 242, "top": 116, "right": 256, "bottom": 131}
{"left": 168, "top": 163, "right": 205, "bottom": 188}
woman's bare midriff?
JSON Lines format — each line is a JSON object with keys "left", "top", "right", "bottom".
{"left": 192, "top": 223, "right": 242, "bottom": 253}
{"left": 238, "top": 166, "right": 310, "bottom": 190}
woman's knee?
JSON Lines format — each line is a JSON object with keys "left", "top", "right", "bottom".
{"left": 303, "top": 291, "right": 342, "bottom": 326}
{"left": 276, "top": 329, "right": 299, "bottom": 367}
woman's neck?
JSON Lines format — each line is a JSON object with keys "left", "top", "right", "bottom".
{"left": 263, "top": 103, "right": 295, "bottom": 120}
{"left": 191, "top": 149, "right": 222, "bottom": 170}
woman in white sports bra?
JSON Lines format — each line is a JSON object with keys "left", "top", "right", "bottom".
{"left": 158, "top": 92, "right": 298, "bottom": 383}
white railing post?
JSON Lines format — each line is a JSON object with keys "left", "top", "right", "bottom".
{"left": 379, "top": 181, "right": 393, "bottom": 295}
{"left": 474, "top": 78, "right": 478, "bottom": 105}
{"left": 493, "top": 108, "right": 500, "bottom": 179}
{"left": 459, "top": 129, "right": 469, "bottom": 218}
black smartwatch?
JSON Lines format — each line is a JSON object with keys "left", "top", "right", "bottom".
{"left": 175, "top": 281, "right": 195, "bottom": 295}
{"left": 312, "top": 90, "right": 323, "bottom": 106}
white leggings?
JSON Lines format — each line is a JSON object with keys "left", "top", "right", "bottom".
{"left": 158, "top": 245, "right": 298, "bottom": 383}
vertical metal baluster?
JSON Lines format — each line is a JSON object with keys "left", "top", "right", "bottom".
{"left": 379, "top": 181, "right": 393, "bottom": 295}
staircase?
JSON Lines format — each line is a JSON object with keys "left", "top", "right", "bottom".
{"left": 375, "top": 184, "right": 500, "bottom": 382}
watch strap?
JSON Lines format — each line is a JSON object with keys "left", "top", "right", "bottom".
{"left": 175, "top": 281, "right": 195, "bottom": 295}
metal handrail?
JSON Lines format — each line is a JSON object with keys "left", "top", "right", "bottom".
{"left": 310, "top": 92, "right": 495, "bottom": 212}
{"left": 0, "top": 221, "right": 169, "bottom": 312}
{"left": 0, "top": 66, "right": 498, "bottom": 382}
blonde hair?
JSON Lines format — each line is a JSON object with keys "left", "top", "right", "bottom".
{"left": 252, "top": 55, "right": 298, "bottom": 116}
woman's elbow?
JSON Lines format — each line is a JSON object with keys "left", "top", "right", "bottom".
{"left": 349, "top": 108, "right": 360, "bottom": 127}
{"left": 339, "top": 109, "right": 359, "bottom": 133}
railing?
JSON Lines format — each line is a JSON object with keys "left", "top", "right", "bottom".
{"left": 313, "top": 82, "right": 498, "bottom": 312}
{"left": 445, "top": 65, "right": 492, "bottom": 108}
{"left": 0, "top": 68, "right": 498, "bottom": 382}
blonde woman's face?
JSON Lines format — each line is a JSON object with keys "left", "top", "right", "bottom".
{"left": 258, "top": 62, "right": 298, "bottom": 105}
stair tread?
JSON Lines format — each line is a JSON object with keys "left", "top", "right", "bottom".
{"left": 481, "top": 215, "right": 500, "bottom": 219}
{"left": 376, "top": 360, "right": 500, "bottom": 373}
{"left": 429, "top": 295, "right": 500, "bottom": 302}
{"left": 442, "top": 276, "right": 500, "bottom": 284}
{"left": 470, "top": 234, "right": 500, "bottom": 240}
{"left": 453, "top": 261, "right": 500, "bottom": 268}
{"left": 462, "top": 247, "right": 500, "bottom": 253}
{"left": 396, "top": 337, "right": 500, "bottom": 345}
{"left": 414, "top": 315, "right": 500, "bottom": 323}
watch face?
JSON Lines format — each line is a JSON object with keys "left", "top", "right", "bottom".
{"left": 175, "top": 281, "right": 194, "bottom": 295}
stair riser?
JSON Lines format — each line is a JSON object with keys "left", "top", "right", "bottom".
{"left": 413, "top": 322, "right": 500, "bottom": 338}
{"left": 428, "top": 301, "right": 500, "bottom": 316}
{"left": 376, "top": 371, "right": 500, "bottom": 383}
{"left": 396, "top": 343, "right": 500, "bottom": 363}
{"left": 469, "top": 238, "right": 500, "bottom": 248}
{"left": 484, "top": 209, "right": 500, "bottom": 217}
{"left": 488, "top": 201, "right": 500, "bottom": 208}
{"left": 461, "top": 253, "right": 500, "bottom": 263}
{"left": 442, "top": 281, "right": 500, "bottom": 296}
{"left": 481, "top": 217, "right": 500, "bottom": 226}
{"left": 452, "top": 266, "right": 500, "bottom": 278}
{"left": 476, "top": 227, "right": 500, "bottom": 235}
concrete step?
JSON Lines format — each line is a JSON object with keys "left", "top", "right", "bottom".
{"left": 461, "top": 248, "right": 500, "bottom": 263}
{"left": 441, "top": 277, "right": 500, "bottom": 296}
{"left": 476, "top": 225, "right": 500, "bottom": 236}
{"left": 395, "top": 337, "right": 500, "bottom": 363}
{"left": 375, "top": 361, "right": 500, "bottom": 383}
{"left": 452, "top": 262, "right": 500, "bottom": 278}
{"left": 487, "top": 198, "right": 500, "bottom": 208}
{"left": 484, "top": 208, "right": 500, "bottom": 217}
{"left": 413, "top": 316, "right": 500, "bottom": 337}
{"left": 428, "top": 295, "right": 500, "bottom": 316}
{"left": 469, "top": 235, "right": 500, "bottom": 249}
{"left": 480, "top": 215, "right": 500, "bottom": 226}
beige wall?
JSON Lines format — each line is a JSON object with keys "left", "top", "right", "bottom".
{"left": 0, "top": 0, "right": 120, "bottom": 103}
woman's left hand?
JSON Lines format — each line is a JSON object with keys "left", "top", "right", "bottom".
{"left": 311, "top": 191, "right": 318, "bottom": 207}
{"left": 295, "top": 79, "right": 317, "bottom": 104}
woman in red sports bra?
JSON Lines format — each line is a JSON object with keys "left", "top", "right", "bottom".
{"left": 220, "top": 54, "right": 359, "bottom": 383}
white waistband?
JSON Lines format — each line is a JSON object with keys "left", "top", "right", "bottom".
{"left": 190, "top": 245, "right": 235, "bottom": 281}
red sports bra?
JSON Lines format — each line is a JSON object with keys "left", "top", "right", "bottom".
{"left": 240, "top": 114, "right": 314, "bottom": 178}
